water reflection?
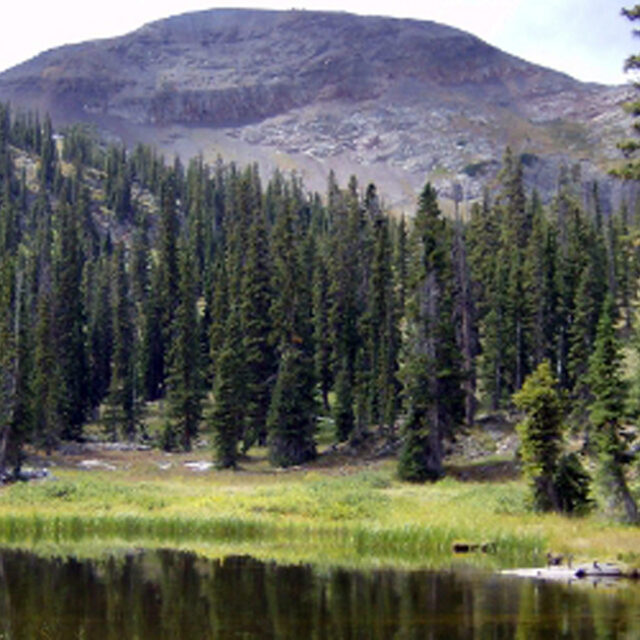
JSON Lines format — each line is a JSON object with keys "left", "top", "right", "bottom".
{"left": 0, "top": 549, "right": 638, "bottom": 639}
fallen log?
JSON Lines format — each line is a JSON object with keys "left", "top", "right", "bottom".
{"left": 502, "top": 562, "right": 639, "bottom": 581}
{"left": 452, "top": 541, "right": 496, "bottom": 554}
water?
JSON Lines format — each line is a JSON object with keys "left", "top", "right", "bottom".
{"left": 1, "top": 548, "right": 639, "bottom": 639}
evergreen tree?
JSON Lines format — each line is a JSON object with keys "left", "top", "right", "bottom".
{"left": 103, "top": 244, "right": 138, "bottom": 441}
{"left": 312, "top": 247, "right": 332, "bottom": 412}
{"left": 267, "top": 189, "right": 317, "bottom": 467}
{"left": 333, "top": 357, "right": 355, "bottom": 442}
{"left": 267, "top": 345, "right": 317, "bottom": 467}
{"left": 613, "top": 5, "right": 640, "bottom": 179}
{"left": 86, "top": 256, "right": 113, "bottom": 411}
{"left": 365, "top": 200, "right": 400, "bottom": 430}
{"left": 164, "top": 244, "right": 203, "bottom": 451}
{"left": 513, "top": 361, "right": 565, "bottom": 512}
{"left": 53, "top": 203, "right": 88, "bottom": 438}
{"left": 39, "top": 114, "right": 56, "bottom": 186}
{"left": 587, "top": 295, "right": 639, "bottom": 522}
{"left": 399, "top": 184, "right": 463, "bottom": 481}
{"left": 32, "top": 277, "right": 61, "bottom": 453}
{"left": 209, "top": 257, "right": 230, "bottom": 381}
{"left": 210, "top": 306, "right": 245, "bottom": 468}
{"left": 240, "top": 210, "right": 275, "bottom": 450}
{"left": 0, "top": 255, "right": 16, "bottom": 477}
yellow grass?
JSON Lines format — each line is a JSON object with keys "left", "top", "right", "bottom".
{"left": 0, "top": 448, "right": 638, "bottom": 569}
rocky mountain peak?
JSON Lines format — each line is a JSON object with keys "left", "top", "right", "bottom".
{"left": 0, "top": 8, "right": 631, "bottom": 209}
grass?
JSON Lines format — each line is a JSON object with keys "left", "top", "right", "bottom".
{"left": 1, "top": 447, "right": 639, "bottom": 570}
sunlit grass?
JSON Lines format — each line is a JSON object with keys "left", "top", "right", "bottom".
{"left": 0, "top": 460, "right": 638, "bottom": 569}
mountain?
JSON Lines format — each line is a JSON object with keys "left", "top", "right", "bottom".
{"left": 0, "top": 9, "right": 631, "bottom": 209}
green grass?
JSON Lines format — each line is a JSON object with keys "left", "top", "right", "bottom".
{"left": 0, "top": 460, "right": 638, "bottom": 569}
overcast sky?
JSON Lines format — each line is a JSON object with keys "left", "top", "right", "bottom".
{"left": 1, "top": 0, "right": 635, "bottom": 85}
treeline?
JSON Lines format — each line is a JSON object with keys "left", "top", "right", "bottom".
{"left": 0, "top": 105, "right": 639, "bottom": 516}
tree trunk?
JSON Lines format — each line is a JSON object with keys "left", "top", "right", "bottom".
{"left": 0, "top": 425, "right": 9, "bottom": 480}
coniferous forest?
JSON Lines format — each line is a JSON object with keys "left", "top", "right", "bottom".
{"left": 1, "top": 102, "right": 640, "bottom": 521}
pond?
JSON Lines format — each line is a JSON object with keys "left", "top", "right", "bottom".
{"left": 0, "top": 548, "right": 639, "bottom": 639}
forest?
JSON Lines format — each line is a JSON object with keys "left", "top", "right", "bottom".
{"left": 0, "top": 102, "right": 639, "bottom": 522}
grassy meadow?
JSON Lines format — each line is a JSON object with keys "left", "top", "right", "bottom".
{"left": 0, "top": 439, "right": 639, "bottom": 570}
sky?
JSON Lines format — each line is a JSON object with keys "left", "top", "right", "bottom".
{"left": 0, "top": 0, "right": 636, "bottom": 85}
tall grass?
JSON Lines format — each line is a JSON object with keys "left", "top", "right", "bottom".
{"left": 0, "top": 465, "right": 637, "bottom": 569}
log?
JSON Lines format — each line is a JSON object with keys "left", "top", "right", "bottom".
{"left": 452, "top": 542, "right": 496, "bottom": 554}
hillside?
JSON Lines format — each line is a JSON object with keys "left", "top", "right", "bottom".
{"left": 0, "top": 8, "right": 631, "bottom": 209}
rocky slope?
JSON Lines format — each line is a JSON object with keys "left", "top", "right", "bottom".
{"left": 0, "top": 9, "right": 632, "bottom": 210}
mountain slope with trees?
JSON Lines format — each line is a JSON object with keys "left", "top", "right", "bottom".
{"left": 0, "top": 101, "right": 639, "bottom": 521}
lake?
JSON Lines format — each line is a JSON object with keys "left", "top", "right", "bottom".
{"left": 0, "top": 548, "right": 639, "bottom": 639}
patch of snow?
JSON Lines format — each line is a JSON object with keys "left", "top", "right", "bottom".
{"left": 184, "top": 461, "right": 214, "bottom": 472}
{"left": 78, "top": 459, "right": 117, "bottom": 471}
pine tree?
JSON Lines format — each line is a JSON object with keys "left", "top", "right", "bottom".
{"left": 32, "top": 276, "right": 61, "bottom": 453}
{"left": 333, "top": 357, "right": 355, "bottom": 442}
{"left": 210, "top": 306, "right": 245, "bottom": 468}
{"left": 103, "top": 243, "right": 138, "bottom": 441}
{"left": 86, "top": 256, "right": 113, "bottom": 411}
{"left": 366, "top": 201, "right": 400, "bottom": 430}
{"left": 53, "top": 203, "right": 88, "bottom": 438}
{"left": 240, "top": 210, "right": 275, "bottom": 450}
{"left": 0, "top": 255, "right": 16, "bottom": 478}
{"left": 209, "top": 256, "right": 230, "bottom": 381}
{"left": 513, "top": 361, "right": 564, "bottom": 512}
{"left": 156, "top": 170, "right": 180, "bottom": 347}
{"left": 267, "top": 188, "right": 317, "bottom": 467}
{"left": 164, "top": 244, "right": 203, "bottom": 451}
{"left": 39, "top": 114, "right": 56, "bottom": 186}
{"left": 587, "top": 295, "right": 638, "bottom": 522}
{"left": 267, "top": 345, "right": 317, "bottom": 467}
{"left": 312, "top": 247, "right": 332, "bottom": 412}
{"left": 613, "top": 6, "right": 640, "bottom": 179}
{"left": 399, "top": 184, "right": 463, "bottom": 481}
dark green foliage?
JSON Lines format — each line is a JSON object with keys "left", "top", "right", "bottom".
{"left": 0, "top": 255, "right": 16, "bottom": 476}
{"left": 103, "top": 244, "right": 138, "bottom": 441}
{"left": 53, "top": 203, "right": 88, "bottom": 438}
{"left": 165, "top": 245, "right": 203, "bottom": 451}
{"left": 312, "top": 249, "right": 332, "bottom": 412}
{"left": 587, "top": 295, "right": 638, "bottom": 522}
{"left": 399, "top": 183, "right": 463, "bottom": 482}
{"left": 240, "top": 210, "right": 275, "bottom": 450}
{"left": 553, "top": 453, "right": 593, "bottom": 515}
{"left": 267, "top": 345, "right": 317, "bottom": 468}
{"left": 333, "top": 359, "right": 354, "bottom": 442}
{"left": 210, "top": 307, "right": 245, "bottom": 468}
{"left": 397, "top": 419, "right": 442, "bottom": 483}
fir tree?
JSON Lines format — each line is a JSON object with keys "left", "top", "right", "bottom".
{"left": 53, "top": 203, "right": 88, "bottom": 438}
{"left": 587, "top": 295, "right": 638, "bottom": 522}
{"left": 103, "top": 244, "right": 138, "bottom": 441}
{"left": 399, "top": 184, "right": 463, "bottom": 481}
{"left": 267, "top": 188, "right": 317, "bottom": 467}
{"left": 0, "top": 255, "right": 16, "bottom": 477}
{"left": 210, "top": 306, "right": 245, "bottom": 468}
{"left": 333, "top": 357, "right": 355, "bottom": 442}
{"left": 164, "top": 244, "right": 203, "bottom": 451}
{"left": 267, "top": 345, "right": 317, "bottom": 468}
{"left": 312, "top": 247, "right": 332, "bottom": 412}
{"left": 240, "top": 210, "right": 275, "bottom": 450}
{"left": 513, "top": 361, "right": 565, "bottom": 512}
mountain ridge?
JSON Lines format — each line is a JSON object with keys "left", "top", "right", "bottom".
{"left": 0, "top": 8, "right": 631, "bottom": 209}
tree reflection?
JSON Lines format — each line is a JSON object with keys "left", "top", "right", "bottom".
{"left": 0, "top": 550, "right": 638, "bottom": 639}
